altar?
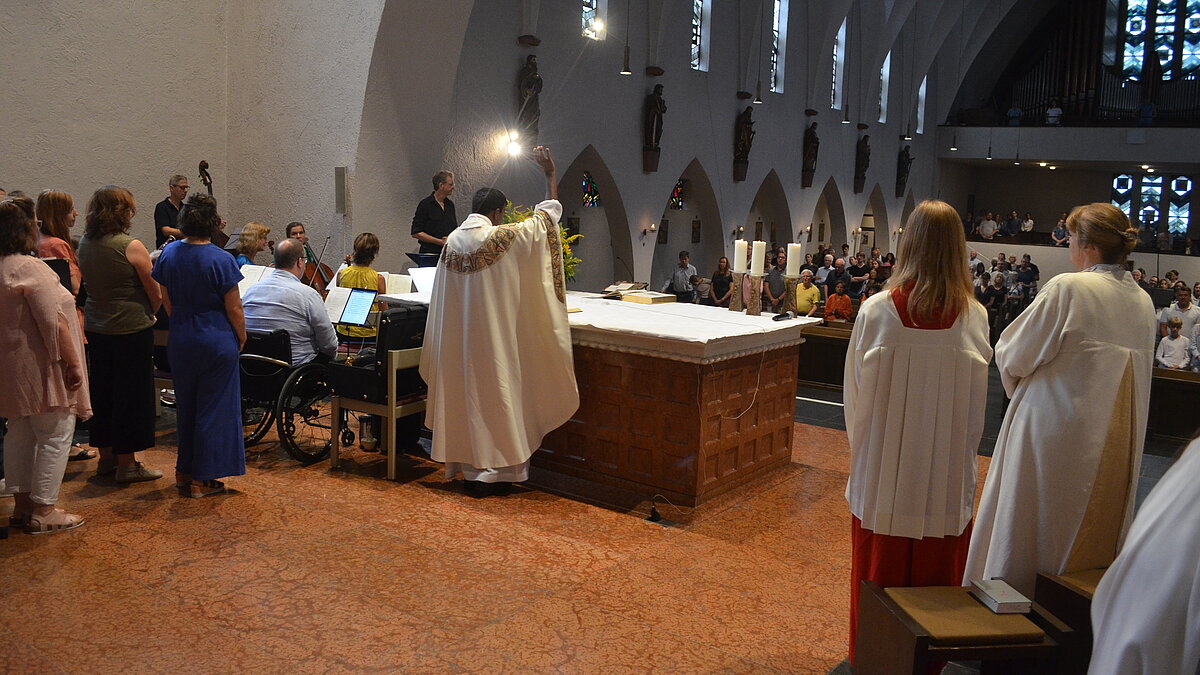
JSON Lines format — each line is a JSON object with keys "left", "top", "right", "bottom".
{"left": 381, "top": 291, "right": 819, "bottom": 506}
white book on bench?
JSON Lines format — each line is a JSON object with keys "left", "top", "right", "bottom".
{"left": 969, "top": 578, "right": 1032, "bottom": 614}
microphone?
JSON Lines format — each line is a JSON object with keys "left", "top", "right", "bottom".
{"left": 772, "top": 311, "right": 797, "bottom": 321}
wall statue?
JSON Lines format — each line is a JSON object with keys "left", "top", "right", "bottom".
{"left": 643, "top": 84, "right": 666, "bottom": 150}
{"left": 801, "top": 122, "right": 819, "bottom": 188}
{"left": 895, "top": 145, "right": 914, "bottom": 199}
{"left": 734, "top": 106, "right": 755, "bottom": 161}
{"left": 517, "top": 54, "right": 542, "bottom": 141}
{"left": 853, "top": 134, "right": 871, "bottom": 194}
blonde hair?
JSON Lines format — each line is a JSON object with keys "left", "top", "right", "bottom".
{"left": 236, "top": 221, "right": 270, "bottom": 257}
{"left": 884, "top": 200, "right": 976, "bottom": 326}
{"left": 1065, "top": 203, "right": 1138, "bottom": 263}
{"left": 36, "top": 190, "right": 75, "bottom": 244}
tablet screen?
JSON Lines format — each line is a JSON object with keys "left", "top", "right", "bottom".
{"left": 339, "top": 288, "right": 377, "bottom": 326}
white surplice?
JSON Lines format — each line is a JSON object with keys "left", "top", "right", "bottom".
{"left": 844, "top": 293, "right": 993, "bottom": 539}
{"left": 419, "top": 199, "right": 579, "bottom": 477}
{"left": 1088, "top": 439, "right": 1200, "bottom": 675}
{"left": 964, "top": 268, "right": 1157, "bottom": 595}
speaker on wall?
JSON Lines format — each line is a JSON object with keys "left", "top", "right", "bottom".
{"left": 334, "top": 166, "right": 348, "bottom": 214}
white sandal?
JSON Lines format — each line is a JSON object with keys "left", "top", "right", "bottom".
{"left": 27, "top": 509, "right": 85, "bottom": 535}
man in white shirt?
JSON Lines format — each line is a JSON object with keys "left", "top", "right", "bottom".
{"left": 1159, "top": 287, "right": 1200, "bottom": 338}
{"left": 242, "top": 239, "right": 338, "bottom": 366}
{"left": 814, "top": 254, "right": 835, "bottom": 286}
{"left": 1156, "top": 318, "right": 1191, "bottom": 369}
{"left": 977, "top": 212, "right": 998, "bottom": 239}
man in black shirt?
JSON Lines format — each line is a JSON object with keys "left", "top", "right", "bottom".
{"left": 411, "top": 171, "right": 458, "bottom": 255}
{"left": 153, "top": 174, "right": 188, "bottom": 248}
{"left": 847, "top": 252, "right": 870, "bottom": 297}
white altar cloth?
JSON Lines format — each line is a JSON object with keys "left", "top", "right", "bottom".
{"left": 379, "top": 291, "right": 819, "bottom": 364}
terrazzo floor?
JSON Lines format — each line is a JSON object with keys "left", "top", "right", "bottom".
{"left": 0, "top": 415, "right": 993, "bottom": 674}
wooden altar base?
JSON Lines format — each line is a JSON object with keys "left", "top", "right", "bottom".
{"left": 536, "top": 343, "right": 798, "bottom": 507}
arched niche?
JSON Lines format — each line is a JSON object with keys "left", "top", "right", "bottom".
{"left": 856, "top": 184, "right": 890, "bottom": 256}
{"left": 555, "top": 145, "right": 634, "bottom": 291}
{"left": 649, "top": 159, "right": 725, "bottom": 288}
{"left": 745, "top": 170, "right": 795, "bottom": 252}
{"left": 810, "top": 176, "right": 848, "bottom": 255}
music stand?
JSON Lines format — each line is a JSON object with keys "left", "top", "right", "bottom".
{"left": 405, "top": 252, "right": 440, "bottom": 268}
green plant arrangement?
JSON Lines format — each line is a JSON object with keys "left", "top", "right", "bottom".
{"left": 503, "top": 201, "right": 583, "bottom": 281}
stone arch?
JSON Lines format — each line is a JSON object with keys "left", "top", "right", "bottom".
{"left": 556, "top": 145, "right": 634, "bottom": 291}
{"left": 810, "top": 175, "right": 849, "bottom": 255}
{"left": 745, "top": 170, "right": 795, "bottom": 252}
{"left": 650, "top": 159, "right": 725, "bottom": 289}
{"left": 857, "top": 183, "right": 890, "bottom": 256}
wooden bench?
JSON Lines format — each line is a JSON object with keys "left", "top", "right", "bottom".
{"left": 796, "top": 323, "right": 852, "bottom": 388}
{"left": 855, "top": 581, "right": 1071, "bottom": 675}
{"left": 1149, "top": 367, "right": 1200, "bottom": 440}
{"left": 1034, "top": 568, "right": 1106, "bottom": 675}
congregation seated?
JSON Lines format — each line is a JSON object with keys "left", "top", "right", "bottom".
{"left": 242, "top": 238, "right": 338, "bottom": 367}
{"left": 824, "top": 281, "right": 853, "bottom": 322}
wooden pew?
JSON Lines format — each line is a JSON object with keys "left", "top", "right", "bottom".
{"left": 1148, "top": 367, "right": 1200, "bottom": 440}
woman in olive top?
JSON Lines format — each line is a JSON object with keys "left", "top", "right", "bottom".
{"left": 336, "top": 232, "right": 387, "bottom": 343}
{"left": 77, "top": 186, "right": 163, "bottom": 483}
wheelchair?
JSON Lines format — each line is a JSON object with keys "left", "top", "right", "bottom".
{"left": 240, "top": 329, "right": 335, "bottom": 464}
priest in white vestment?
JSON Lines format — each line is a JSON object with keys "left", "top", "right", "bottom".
{"left": 1088, "top": 438, "right": 1200, "bottom": 675}
{"left": 964, "top": 204, "right": 1156, "bottom": 596}
{"left": 419, "top": 146, "right": 579, "bottom": 494}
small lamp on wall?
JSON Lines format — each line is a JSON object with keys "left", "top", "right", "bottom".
{"left": 642, "top": 222, "right": 658, "bottom": 238}
{"left": 731, "top": 224, "right": 745, "bottom": 239}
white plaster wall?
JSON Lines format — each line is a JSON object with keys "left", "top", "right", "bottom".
{"left": 225, "top": 2, "right": 386, "bottom": 259}
{"left": 0, "top": 2, "right": 228, "bottom": 248}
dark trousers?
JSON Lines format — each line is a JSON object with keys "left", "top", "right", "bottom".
{"left": 674, "top": 290, "right": 694, "bottom": 303}
{"left": 86, "top": 328, "right": 156, "bottom": 454}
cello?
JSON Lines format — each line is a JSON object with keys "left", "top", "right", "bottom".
{"left": 198, "top": 160, "right": 231, "bottom": 249}
{"left": 302, "top": 236, "right": 335, "bottom": 295}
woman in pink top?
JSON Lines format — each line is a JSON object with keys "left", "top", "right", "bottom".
{"left": 0, "top": 197, "right": 91, "bottom": 533}
{"left": 36, "top": 190, "right": 95, "bottom": 462}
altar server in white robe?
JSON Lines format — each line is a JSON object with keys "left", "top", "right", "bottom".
{"left": 964, "top": 203, "right": 1156, "bottom": 596}
{"left": 844, "top": 200, "right": 993, "bottom": 664}
{"left": 1088, "top": 438, "right": 1200, "bottom": 675}
{"left": 420, "top": 146, "right": 579, "bottom": 495}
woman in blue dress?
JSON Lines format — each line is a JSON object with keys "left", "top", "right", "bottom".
{"left": 152, "top": 194, "right": 246, "bottom": 497}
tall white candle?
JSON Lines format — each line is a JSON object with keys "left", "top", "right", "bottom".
{"left": 786, "top": 243, "right": 802, "bottom": 276}
{"left": 750, "top": 241, "right": 766, "bottom": 274}
{"left": 733, "top": 240, "right": 748, "bottom": 273}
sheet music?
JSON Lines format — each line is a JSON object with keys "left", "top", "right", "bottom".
{"left": 324, "top": 286, "right": 351, "bottom": 324}
{"left": 237, "top": 265, "right": 270, "bottom": 296}
{"left": 386, "top": 274, "right": 412, "bottom": 294}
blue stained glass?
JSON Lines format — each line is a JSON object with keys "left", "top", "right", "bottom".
{"left": 1114, "top": 174, "right": 1134, "bottom": 192}
{"left": 1174, "top": 176, "right": 1193, "bottom": 194}
{"left": 1169, "top": 203, "right": 1190, "bottom": 233}
{"left": 1113, "top": 198, "right": 1133, "bottom": 215}
{"left": 581, "top": 171, "right": 601, "bottom": 207}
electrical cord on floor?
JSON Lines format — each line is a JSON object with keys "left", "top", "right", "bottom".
{"left": 647, "top": 493, "right": 696, "bottom": 524}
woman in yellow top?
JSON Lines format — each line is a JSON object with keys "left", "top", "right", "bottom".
{"left": 336, "top": 232, "right": 387, "bottom": 341}
{"left": 795, "top": 269, "right": 822, "bottom": 316}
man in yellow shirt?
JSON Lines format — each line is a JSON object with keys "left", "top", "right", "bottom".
{"left": 796, "top": 269, "right": 822, "bottom": 317}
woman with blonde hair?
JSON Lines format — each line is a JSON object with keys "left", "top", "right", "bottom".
{"left": 336, "top": 232, "right": 386, "bottom": 343}
{"left": 843, "top": 200, "right": 992, "bottom": 665}
{"left": 234, "top": 221, "right": 270, "bottom": 267}
{"left": 0, "top": 198, "right": 91, "bottom": 532}
{"left": 965, "top": 203, "right": 1156, "bottom": 596}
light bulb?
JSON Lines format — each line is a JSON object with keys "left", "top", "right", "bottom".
{"left": 507, "top": 141, "right": 522, "bottom": 156}
{"left": 509, "top": 130, "right": 519, "bottom": 141}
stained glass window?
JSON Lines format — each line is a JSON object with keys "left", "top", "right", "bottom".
{"left": 770, "top": 0, "right": 787, "bottom": 93}
{"left": 1111, "top": 172, "right": 1192, "bottom": 237}
{"left": 581, "top": 171, "right": 601, "bottom": 207}
{"left": 668, "top": 179, "right": 686, "bottom": 210}
{"left": 915, "top": 75, "right": 928, "bottom": 134}
{"left": 1116, "top": 0, "right": 1200, "bottom": 79}
{"left": 691, "top": 0, "right": 705, "bottom": 71}
{"left": 582, "top": 0, "right": 603, "bottom": 40}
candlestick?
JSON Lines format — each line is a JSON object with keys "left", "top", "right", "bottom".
{"left": 730, "top": 271, "right": 745, "bottom": 312}
{"left": 782, "top": 275, "right": 800, "bottom": 315}
{"left": 747, "top": 274, "right": 764, "bottom": 316}
{"left": 750, "top": 241, "right": 766, "bottom": 274}
{"left": 733, "top": 240, "right": 748, "bottom": 273}
{"left": 786, "top": 243, "right": 802, "bottom": 276}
